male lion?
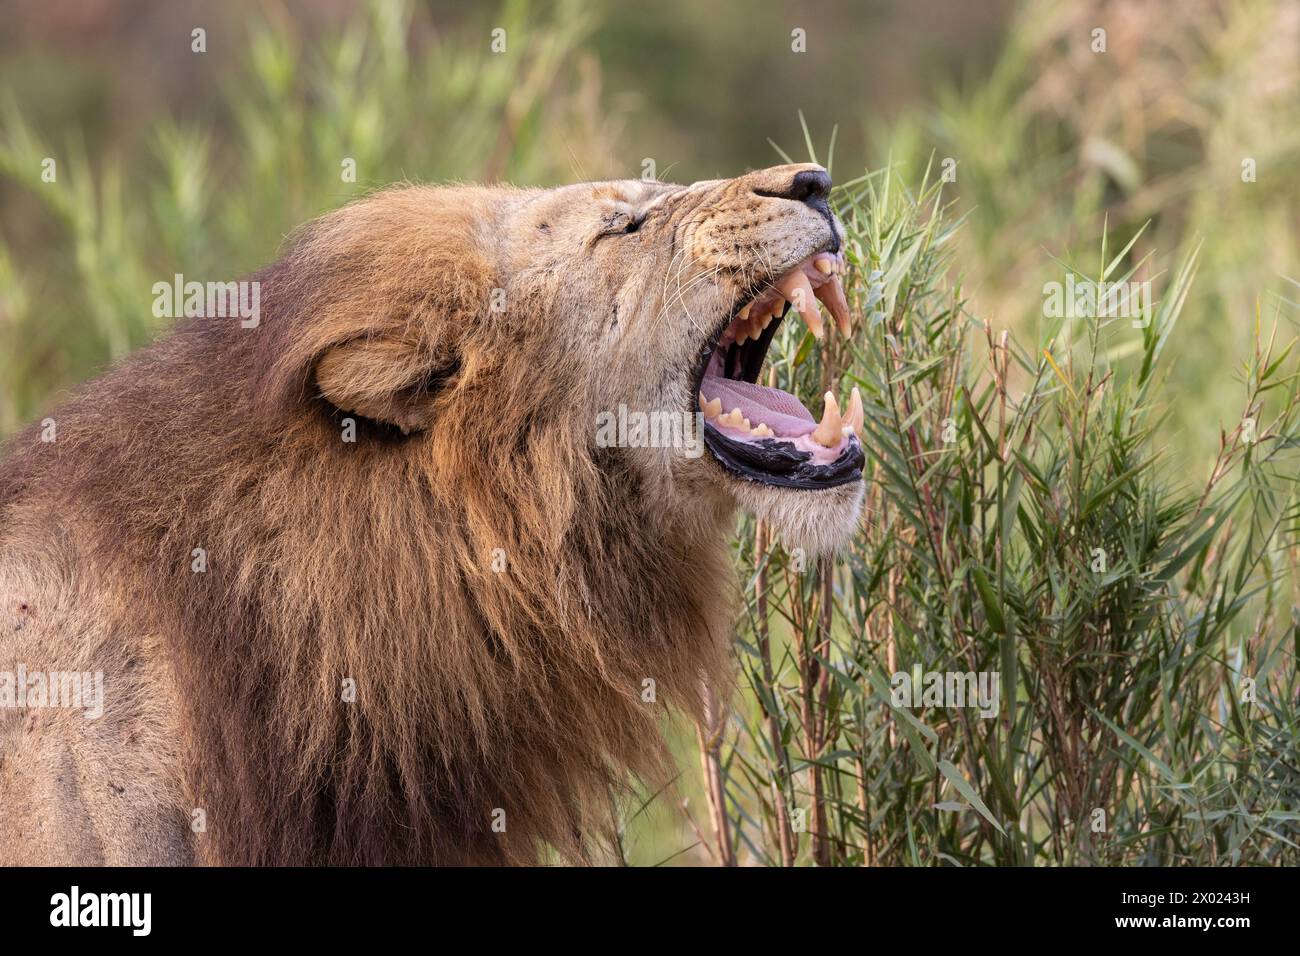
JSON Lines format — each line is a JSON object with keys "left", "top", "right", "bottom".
{"left": 0, "top": 164, "right": 864, "bottom": 865}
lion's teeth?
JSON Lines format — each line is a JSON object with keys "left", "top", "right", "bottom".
{"left": 752, "top": 423, "right": 773, "bottom": 437}
{"left": 700, "top": 394, "right": 723, "bottom": 420}
{"left": 832, "top": 275, "right": 852, "bottom": 336}
{"left": 721, "top": 407, "right": 750, "bottom": 430}
{"left": 738, "top": 303, "right": 752, "bottom": 322}
{"left": 770, "top": 300, "right": 785, "bottom": 320}
{"left": 814, "top": 256, "right": 834, "bottom": 275}
{"left": 777, "top": 271, "right": 823, "bottom": 339}
{"left": 813, "top": 273, "right": 852, "bottom": 337}
{"left": 845, "top": 385, "right": 863, "bottom": 436}
{"left": 812, "top": 391, "right": 842, "bottom": 447}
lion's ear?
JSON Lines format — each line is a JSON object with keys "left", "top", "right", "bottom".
{"left": 257, "top": 186, "right": 493, "bottom": 430}
{"left": 315, "top": 336, "right": 456, "bottom": 435}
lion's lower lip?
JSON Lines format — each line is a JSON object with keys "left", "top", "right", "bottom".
{"left": 703, "top": 423, "right": 865, "bottom": 489}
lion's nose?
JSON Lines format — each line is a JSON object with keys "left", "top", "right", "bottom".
{"left": 754, "top": 167, "right": 832, "bottom": 208}
{"left": 786, "top": 169, "right": 833, "bottom": 206}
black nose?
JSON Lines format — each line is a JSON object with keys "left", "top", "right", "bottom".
{"left": 754, "top": 169, "right": 832, "bottom": 207}
{"left": 784, "top": 169, "right": 832, "bottom": 206}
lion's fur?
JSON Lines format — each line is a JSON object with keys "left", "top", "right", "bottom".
{"left": 0, "top": 165, "right": 853, "bottom": 864}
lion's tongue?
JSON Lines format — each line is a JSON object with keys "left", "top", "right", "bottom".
{"left": 700, "top": 378, "right": 816, "bottom": 438}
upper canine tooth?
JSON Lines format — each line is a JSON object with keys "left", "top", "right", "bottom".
{"left": 812, "top": 391, "right": 842, "bottom": 447}
{"left": 814, "top": 256, "right": 834, "bottom": 275}
{"left": 831, "top": 275, "right": 852, "bottom": 336}
{"left": 813, "top": 273, "right": 852, "bottom": 337}
{"left": 738, "top": 303, "right": 752, "bottom": 322}
{"left": 778, "top": 271, "right": 823, "bottom": 339}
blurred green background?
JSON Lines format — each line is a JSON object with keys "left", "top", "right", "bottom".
{"left": 4, "top": 0, "right": 1296, "bottom": 459}
{"left": 0, "top": 0, "right": 1015, "bottom": 433}
{"left": 2, "top": 0, "right": 1298, "bottom": 864}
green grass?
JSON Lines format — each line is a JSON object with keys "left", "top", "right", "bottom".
{"left": 884, "top": 0, "right": 1300, "bottom": 471}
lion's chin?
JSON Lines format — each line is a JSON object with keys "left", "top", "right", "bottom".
{"left": 731, "top": 478, "right": 865, "bottom": 556}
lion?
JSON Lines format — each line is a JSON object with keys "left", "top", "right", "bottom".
{"left": 0, "top": 163, "right": 864, "bottom": 865}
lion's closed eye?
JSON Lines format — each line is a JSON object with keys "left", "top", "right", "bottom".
{"left": 595, "top": 208, "right": 645, "bottom": 239}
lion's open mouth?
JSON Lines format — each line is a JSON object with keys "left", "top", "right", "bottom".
{"left": 697, "top": 252, "right": 866, "bottom": 489}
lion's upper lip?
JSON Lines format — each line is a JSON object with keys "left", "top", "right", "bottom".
{"left": 694, "top": 250, "right": 865, "bottom": 489}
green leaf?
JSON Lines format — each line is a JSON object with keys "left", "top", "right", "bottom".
{"left": 937, "top": 760, "right": 1005, "bottom": 834}
{"left": 1094, "top": 711, "right": 1180, "bottom": 784}
{"left": 970, "top": 563, "right": 1006, "bottom": 634}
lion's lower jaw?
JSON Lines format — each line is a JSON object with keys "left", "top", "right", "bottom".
{"left": 731, "top": 478, "right": 865, "bottom": 556}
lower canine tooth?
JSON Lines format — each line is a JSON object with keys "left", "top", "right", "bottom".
{"left": 812, "top": 391, "right": 842, "bottom": 447}
{"left": 846, "top": 385, "right": 863, "bottom": 436}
